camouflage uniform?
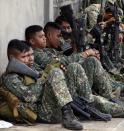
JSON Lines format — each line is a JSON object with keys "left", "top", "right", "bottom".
{"left": 34, "top": 48, "right": 124, "bottom": 98}
{"left": 33, "top": 48, "right": 113, "bottom": 98}
{"left": 85, "top": 4, "right": 101, "bottom": 31}
{"left": 3, "top": 64, "right": 72, "bottom": 123}
{"left": 66, "top": 63, "right": 124, "bottom": 117}
{"left": 33, "top": 48, "right": 86, "bottom": 68}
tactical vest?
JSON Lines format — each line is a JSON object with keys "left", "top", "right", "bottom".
{"left": 0, "top": 79, "right": 37, "bottom": 124}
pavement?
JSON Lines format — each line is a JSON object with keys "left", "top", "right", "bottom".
{"left": 1, "top": 118, "right": 124, "bottom": 131}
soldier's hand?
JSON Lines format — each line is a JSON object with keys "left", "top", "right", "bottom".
{"left": 118, "top": 33, "right": 123, "bottom": 43}
{"left": 60, "top": 64, "right": 67, "bottom": 72}
{"left": 99, "top": 22, "right": 107, "bottom": 30}
{"left": 93, "top": 49, "right": 100, "bottom": 60}
{"left": 84, "top": 49, "right": 100, "bottom": 60}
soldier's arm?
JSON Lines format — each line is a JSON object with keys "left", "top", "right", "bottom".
{"left": 34, "top": 48, "right": 86, "bottom": 68}
{"left": 34, "top": 49, "right": 53, "bottom": 69}
{"left": 60, "top": 53, "right": 86, "bottom": 66}
{"left": 3, "top": 74, "right": 43, "bottom": 103}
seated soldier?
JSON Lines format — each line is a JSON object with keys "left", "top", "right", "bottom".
{"left": 55, "top": 15, "right": 78, "bottom": 52}
{"left": 1, "top": 39, "right": 83, "bottom": 130}
{"left": 24, "top": 25, "right": 124, "bottom": 118}
{"left": 26, "top": 24, "right": 124, "bottom": 97}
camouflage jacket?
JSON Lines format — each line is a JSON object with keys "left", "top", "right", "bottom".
{"left": 2, "top": 59, "right": 44, "bottom": 107}
{"left": 33, "top": 47, "right": 86, "bottom": 69}
{"left": 2, "top": 59, "right": 73, "bottom": 123}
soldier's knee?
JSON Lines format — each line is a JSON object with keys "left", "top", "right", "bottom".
{"left": 67, "top": 63, "right": 86, "bottom": 77}
{"left": 50, "top": 68, "right": 64, "bottom": 76}
{"left": 87, "top": 56, "right": 98, "bottom": 62}
{"left": 86, "top": 56, "right": 102, "bottom": 66}
{"left": 67, "top": 62, "right": 84, "bottom": 71}
{"left": 47, "top": 68, "right": 65, "bottom": 83}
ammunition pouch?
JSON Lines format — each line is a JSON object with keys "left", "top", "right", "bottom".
{"left": 0, "top": 102, "right": 14, "bottom": 120}
{"left": 41, "top": 59, "right": 61, "bottom": 81}
{"left": 0, "top": 87, "right": 37, "bottom": 123}
{"left": 17, "top": 103, "right": 37, "bottom": 123}
{"left": 23, "top": 76, "right": 36, "bottom": 85}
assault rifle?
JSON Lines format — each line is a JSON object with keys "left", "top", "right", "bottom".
{"left": 91, "top": 0, "right": 118, "bottom": 74}
{"left": 91, "top": 24, "right": 117, "bottom": 73}
{"left": 109, "top": 2, "right": 124, "bottom": 66}
{"left": 71, "top": 96, "right": 112, "bottom": 121}
{"left": 60, "top": 4, "right": 87, "bottom": 52}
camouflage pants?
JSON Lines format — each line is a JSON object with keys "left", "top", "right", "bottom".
{"left": 94, "top": 95, "right": 124, "bottom": 117}
{"left": 82, "top": 57, "right": 124, "bottom": 96}
{"left": 65, "top": 62, "right": 124, "bottom": 117}
{"left": 36, "top": 68, "right": 72, "bottom": 123}
{"left": 66, "top": 56, "right": 113, "bottom": 100}
{"left": 82, "top": 57, "right": 113, "bottom": 99}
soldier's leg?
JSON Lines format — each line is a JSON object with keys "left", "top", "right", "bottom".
{"left": 65, "top": 63, "right": 94, "bottom": 102}
{"left": 93, "top": 95, "right": 124, "bottom": 117}
{"left": 82, "top": 56, "right": 113, "bottom": 99}
{"left": 65, "top": 63, "right": 124, "bottom": 117}
{"left": 37, "top": 68, "right": 83, "bottom": 130}
{"left": 37, "top": 68, "right": 72, "bottom": 123}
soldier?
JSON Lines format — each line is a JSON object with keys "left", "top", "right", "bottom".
{"left": 2, "top": 39, "right": 83, "bottom": 130}
{"left": 24, "top": 25, "right": 124, "bottom": 118}
{"left": 101, "top": 0, "right": 124, "bottom": 75}
{"left": 85, "top": 0, "right": 123, "bottom": 30}
{"left": 55, "top": 14, "right": 97, "bottom": 53}
{"left": 25, "top": 24, "right": 115, "bottom": 99}
{"left": 55, "top": 16, "right": 72, "bottom": 33}
{"left": 85, "top": 0, "right": 101, "bottom": 31}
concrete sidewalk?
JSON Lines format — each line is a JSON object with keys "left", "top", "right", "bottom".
{"left": 1, "top": 118, "right": 124, "bottom": 131}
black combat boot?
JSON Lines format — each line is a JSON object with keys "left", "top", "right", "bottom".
{"left": 61, "top": 103, "right": 83, "bottom": 130}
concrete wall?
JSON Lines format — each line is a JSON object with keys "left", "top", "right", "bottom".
{"left": 0, "top": 0, "right": 45, "bottom": 75}
{"left": 0, "top": 0, "right": 81, "bottom": 75}
{"left": 44, "top": 0, "right": 54, "bottom": 23}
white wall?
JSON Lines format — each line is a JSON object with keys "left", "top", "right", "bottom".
{"left": 0, "top": 0, "right": 80, "bottom": 75}
{"left": 0, "top": 0, "right": 44, "bottom": 75}
{"left": 44, "top": 0, "right": 54, "bottom": 23}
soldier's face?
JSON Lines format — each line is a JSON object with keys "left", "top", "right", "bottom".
{"left": 61, "top": 21, "right": 72, "bottom": 33}
{"left": 47, "top": 29, "right": 61, "bottom": 48}
{"left": 30, "top": 31, "right": 46, "bottom": 49}
{"left": 15, "top": 48, "right": 34, "bottom": 68}
{"left": 15, "top": 51, "right": 29, "bottom": 66}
